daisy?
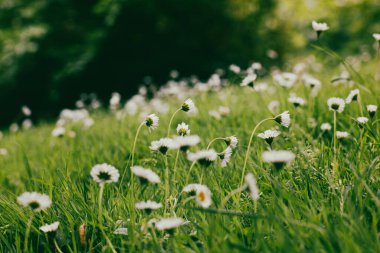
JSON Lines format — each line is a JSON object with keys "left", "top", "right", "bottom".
{"left": 174, "top": 135, "right": 201, "bottom": 152}
{"left": 366, "top": 104, "right": 377, "bottom": 118}
{"left": 145, "top": 114, "right": 159, "bottom": 131}
{"left": 131, "top": 166, "right": 160, "bottom": 184}
{"left": 40, "top": 222, "right": 60, "bottom": 233}
{"left": 245, "top": 173, "right": 259, "bottom": 201}
{"left": 109, "top": 92, "right": 121, "bottom": 110}
{"left": 10, "top": 123, "right": 19, "bottom": 133}
{"left": 312, "top": 21, "right": 329, "bottom": 38}
{"left": 21, "top": 106, "right": 32, "bottom": 116}
{"left": 337, "top": 131, "right": 350, "bottom": 139}
{"left": 327, "top": 97, "right": 345, "bottom": 113}
{"left": 195, "top": 185, "right": 212, "bottom": 208}
{"left": 90, "top": 163, "right": 119, "bottom": 184}
{"left": 258, "top": 129, "right": 280, "bottom": 146}
{"left": 113, "top": 228, "right": 128, "bottom": 235}
{"left": 17, "top": 192, "right": 52, "bottom": 212}
{"left": 273, "top": 72, "right": 297, "bottom": 88}
{"left": 225, "top": 136, "right": 238, "bottom": 149}
{"left": 52, "top": 126, "right": 65, "bottom": 137}
{"left": 262, "top": 150, "right": 295, "bottom": 169}
{"left": 218, "top": 106, "right": 230, "bottom": 117}
{"left": 320, "top": 123, "right": 332, "bottom": 131}
{"left": 241, "top": 74, "right": 257, "bottom": 87}
{"left": 0, "top": 148, "right": 8, "bottom": 156}
{"left": 345, "top": 89, "right": 359, "bottom": 104}
{"left": 181, "top": 99, "right": 195, "bottom": 113}
{"left": 274, "top": 111, "right": 291, "bottom": 128}
{"left": 176, "top": 122, "right": 190, "bottom": 136}
{"left": 302, "top": 74, "right": 321, "bottom": 89}
{"left": 288, "top": 96, "right": 306, "bottom": 107}
{"left": 155, "top": 217, "right": 185, "bottom": 231}
{"left": 150, "top": 138, "right": 179, "bottom": 154}
{"left": 220, "top": 147, "right": 233, "bottom": 168}
{"left": 373, "top": 33, "right": 380, "bottom": 42}
{"left": 229, "top": 64, "right": 241, "bottom": 74}
{"left": 182, "top": 184, "right": 202, "bottom": 194}
{"left": 187, "top": 149, "right": 218, "bottom": 167}
{"left": 22, "top": 119, "right": 33, "bottom": 130}
{"left": 135, "top": 200, "right": 162, "bottom": 210}
{"left": 356, "top": 117, "right": 368, "bottom": 127}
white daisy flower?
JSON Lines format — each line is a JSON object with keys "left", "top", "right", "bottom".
{"left": 83, "top": 118, "right": 94, "bottom": 129}
{"left": 10, "top": 123, "right": 19, "bottom": 133}
{"left": 302, "top": 74, "right": 321, "bottom": 89}
{"left": 268, "top": 100, "right": 280, "bottom": 114}
{"left": 17, "top": 192, "right": 52, "bottom": 212}
{"left": 208, "top": 110, "right": 221, "bottom": 120}
{"left": 40, "top": 222, "right": 60, "bottom": 233}
{"left": 21, "top": 106, "right": 32, "bottom": 116}
{"left": 109, "top": 92, "right": 121, "bottom": 110}
{"left": 182, "top": 184, "right": 203, "bottom": 194}
{"left": 218, "top": 106, "right": 230, "bottom": 117}
{"left": 320, "top": 123, "right": 332, "bottom": 131}
{"left": 145, "top": 114, "right": 159, "bottom": 131}
{"left": 288, "top": 96, "right": 306, "bottom": 107}
{"left": 173, "top": 135, "right": 201, "bottom": 152}
{"left": 22, "top": 119, "right": 33, "bottom": 130}
{"left": 135, "top": 200, "right": 162, "bottom": 210}
{"left": 337, "top": 131, "right": 350, "bottom": 139}
{"left": 150, "top": 138, "right": 179, "bottom": 154}
{"left": 220, "top": 147, "right": 233, "bottom": 168}
{"left": 257, "top": 129, "right": 280, "bottom": 145}
{"left": 187, "top": 149, "right": 218, "bottom": 166}
{"left": 229, "top": 64, "right": 241, "bottom": 74}
{"left": 181, "top": 99, "right": 195, "bottom": 113}
{"left": 366, "top": 104, "right": 377, "bottom": 118}
{"left": 176, "top": 122, "right": 190, "bottom": 136}
{"left": 155, "top": 217, "right": 185, "bottom": 231}
{"left": 131, "top": 166, "right": 160, "bottom": 184}
{"left": 373, "top": 33, "right": 380, "bottom": 41}
{"left": 312, "top": 21, "right": 329, "bottom": 32}
{"left": 345, "top": 89, "right": 359, "bottom": 104}
{"left": 90, "top": 163, "right": 119, "bottom": 184}
{"left": 274, "top": 111, "right": 291, "bottom": 128}
{"left": 245, "top": 173, "right": 260, "bottom": 201}
{"left": 225, "top": 136, "right": 238, "bottom": 149}
{"left": 327, "top": 97, "right": 345, "bottom": 113}
{"left": 196, "top": 185, "right": 212, "bottom": 208}
{"left": 0, "top": 148, "right": 8, "bottom": 156}
{"left": 356, "top": 117, "right": 368, "bottom": 127}
{"left": 241, "top": 74, "right": 257, "bottom": 87}
{"left": 262, "top": 150, "right": 295, "bottom": 169}
{"left": 273, "top": 72, "right": 297, "bottom": 88}
{"left": 113, "top": 228, "right": 128, "bottom": 235}
{"left": 52, "top": 126, "right": 65, "bottom": 137}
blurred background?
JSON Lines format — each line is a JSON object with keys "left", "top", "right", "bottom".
{"left": 1, "top": 0, "right": 379, "bottom": 126}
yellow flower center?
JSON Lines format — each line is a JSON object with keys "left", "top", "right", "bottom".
{"left": 198, "top": 191, "right": 205, "bottom": 202}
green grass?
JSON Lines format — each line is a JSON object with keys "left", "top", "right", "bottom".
{"left": 0, "top": 57, "right": 379, "bottom": 252}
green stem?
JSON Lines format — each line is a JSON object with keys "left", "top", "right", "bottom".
{"left": 333, "top": 111, "right": 337, "bottom": 163}
{"left": 23, "top": 213, "right": 34, "bottom": 253}
{"left": 164, "top": 155, "right": 170, "bottom": 206}
{"left": 131, "top": 122, "right": 144, "bottom": 167}
{"left": 240, "top": 118, "right": 274, "bottom": 186}
{"left": 98, "top": 183, "right": 105, "bottom": 224}
{"left": 221, "top": 185, "right": 247, "bottom": 208}
{"left": 54, "top": 239, "right": 64, "bottom": 253}
{"left": 357, "top": 94, "right": 364, "bottom": 116}
{"left": 185, "top": 161, "right": 197, "bottom": 184}
{"left": 167, "top": 108, "right": 181, "bottom": 137}
{"left": 173, "top": 149, "right": 180, "bottom": 181}
{"left": 206, "top": 137, "right": 225, "bottom": 149}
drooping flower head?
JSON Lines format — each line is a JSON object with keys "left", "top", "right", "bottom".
{"left": 273, "top": 72, "right": 297, "bottom": 88}
{"left": 90, "top": 163, "right": 120, "bottom": 185}
{"left": 241, "top": 74, "right": 257, "bottom": 87}
{"left": 181, "top": 99, "right": 195, "bottom": 113}
{"left": 320, "top": 123, "right": 332, "bottom": 132}
{"left": 135, "top": 200, "right": 162, "bottom": 212}
{"left": 245, "top": 173, "right": 260, "bottom": 201}
{"left": 356, "top": 117, "right": 368, "bottom": 128}
{"left": 219, "top": 147, "right": 233, "bottom": 168}
{"left": 40, "top": 222, "right": 60, "bottom": 233}
{"left": 144, "top": 114, "right": 159, "bottom": 131}
{"left": 274, "top": 111, "right": 291, "bottom": 128}
{"left": 312, "top": 21, "right": 329, "bottom": 38}
{"left": 327, "top": 97, "right": 345, "bottom": 113}
{"left": 155, "top": 218, "right": 186, "bottom": 232}
{"left": 150, "top": 138, "right": 179, "bottom": 154}
{"left": 337, "top": 131, "right": 350, "bottom": 139}
{"left": 173, "top": 135, "right": 201, "bottom": 152}
{"left": 262, "top": 150, "right": 295, "bottom": 170}
{"left": 131, "top": 166, "right": 160, "bottom": 184}
{"left": 182, "top": 183, "right": 203, "bottom": 196}
{"left": 17, "top": 192, "right": 52, "bottom": 212}
{"left": 345, "top": 89, "right": 360, "bottom": 104}
{"left": 187, "top": 149, "right": 218, "bottom": 167}
{"left": 258, "top": 129, "right": 280, "bottom": 146}
{"left": 366, "top": 104, "right": 377, "bottom": 118}
{"left": 176, "top": 122, "right": 190, "bottom": 136}
{"left": 288, "top": 97, "right": 306, "bottom": 107}
{"left": 21, "top": 106, "right": 32, "bottom": 116}
{"left": 373, "top": 33, "right": 380, "bottom": 42}
{"left": 224, "top": 136, "right": 238, "bottom": 149}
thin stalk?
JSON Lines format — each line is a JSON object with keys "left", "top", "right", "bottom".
{"left": 240, "top": 118, "right": 274, "bottom": 186}
{"left": 173, "top": 150, "right": 180, "bottom": 181}
{"left": 185, "top": 161, "right": 197, "bottom": 184}
{"left": 333, "top": 111, "right": 337, "bottom": 163}
{"left": 167, "top": 108, "right": 181, "bottom": 137}
{"left": 221, "top": 185, "right": 247, "bottom": 208}
{"left": 206, "top": 137, "right": 225, "bottom": 149}
{"left": 23, "top": 213, "right": 34, "bottom": 253}
{"left": 54, "top": 239, "right": 64, "bottom": 253}
{"left": 164, "top": 155, "right": 170, "bottom": 205}
{"left": 131, "top": 122, "right": 144, "bottom": 167}
{"left": 98, "top": 183, "right": 105, "bottom": 223}
{"left": 357, "top": 94, "right": 364, "bottom": 116}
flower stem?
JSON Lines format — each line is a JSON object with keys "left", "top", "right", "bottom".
{"left": 131, "top": 122, "right": 144, "bottom": 167}
{"left": 23, "top": 213, "right": 34, "bottom": 253}
{"left": 167, "top": 108, "right": 181, "bottom": 137}
{"left": 98, "top": 183, "right": 105, "bottom": 224}
{"left": 240, "top": 118, "right": 273, "bottom": 186}
{"left": 173, "top": 149, "right": 180, "bottom": 181}
{"left": 221, "top": 185, "right": 247, "bottom": 208}
{"left": 164, "top": 155, "right": 170, "bottom": 205}
{"left": 185, "top": 161, "right": 196, "bottom": 184}
{"left": 333, "top": 111, "right": 337, "bottom": 163}
{"left": 54, "top": 239, "right": 64, "bottom": 253}
{"left": 206, "top": 137, "right": 225, "bottom": 149}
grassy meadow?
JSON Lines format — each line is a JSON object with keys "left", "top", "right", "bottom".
{"left": 0, "top": 51, "right": 380, "bottom": 253}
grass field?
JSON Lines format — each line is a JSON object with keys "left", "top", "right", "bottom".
{"left": 0, "top": 51, "right": 379, "bottom": 252}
